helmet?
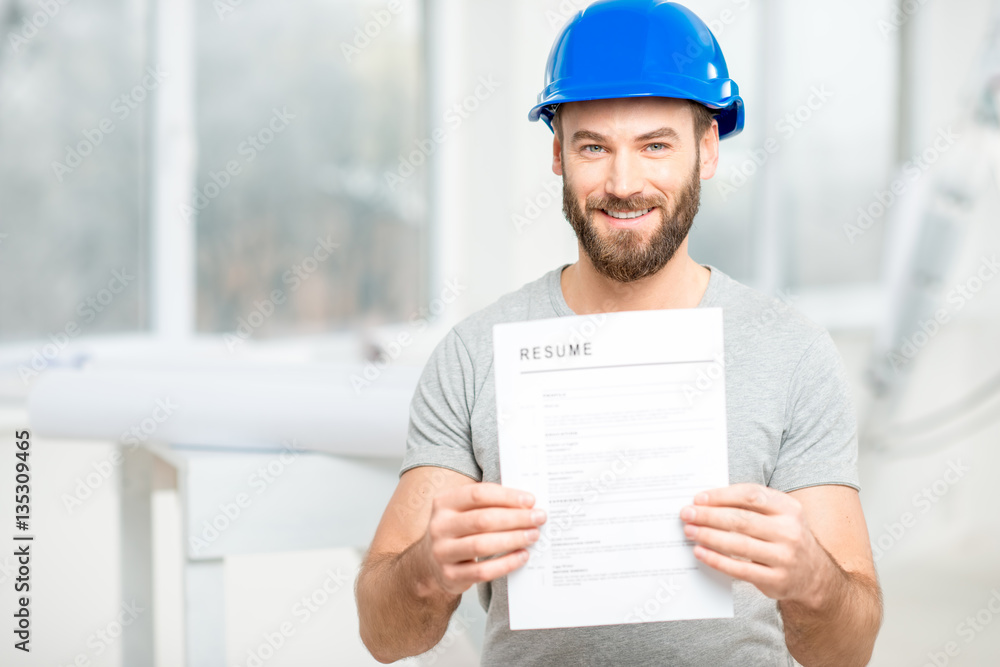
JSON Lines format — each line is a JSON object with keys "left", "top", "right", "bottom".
{"left": 528, "top": 0, "right": 745, "bottom": 139}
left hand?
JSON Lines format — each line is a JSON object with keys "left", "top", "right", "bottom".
{"left": 679, "top": 483, "right": 836, "bottom": 608}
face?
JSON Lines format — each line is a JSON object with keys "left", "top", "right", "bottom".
{"left": 553, "top": 97, "right": 718, "bottom": 283}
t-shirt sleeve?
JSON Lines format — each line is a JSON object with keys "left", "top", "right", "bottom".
{"left": 768, "top": 330, "right": 861, "bottom": 493}
{"left": 399, "top": 327, "right": 482, "bottom": 481}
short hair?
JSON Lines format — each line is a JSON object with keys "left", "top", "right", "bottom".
{"left": 550, "top": 99, "right": 717, "bottom": 144}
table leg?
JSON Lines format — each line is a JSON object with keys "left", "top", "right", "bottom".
{"left": 121, "top": 446, "right": 156, "bottom": 667}
{"left": 183, "top": 558, "right": 226, "bottom": 666}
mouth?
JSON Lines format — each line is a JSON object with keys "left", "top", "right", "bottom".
{"left": 598, "top": 207, "right": 655, "bottom": 228}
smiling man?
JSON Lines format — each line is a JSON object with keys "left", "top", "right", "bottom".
{"left": 356, "top": 1, "right": 882, "bottom": 665}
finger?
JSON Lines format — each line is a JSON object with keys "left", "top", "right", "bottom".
{"left": 684, "top": 524, "right": 780, "bottom": 565}
{"left": 443, "top": 549, "right": 531, "bottom": 588}
{"left": 447, "top": 507, "right": 547, "bottom": 539}
{"left": 691, "top": 483, "right": 792, "bottom": 515}
{"left": 693, "top": 544, "right": 777, "bottom": 588}
{"left": 679, "top": 505, "right": 783, "bottom": 541}
{"left": 438, "top": 528, "right": 541, "bottom": 563}
{"left": 439, "top": 482, "right": 535, "bottom": 512}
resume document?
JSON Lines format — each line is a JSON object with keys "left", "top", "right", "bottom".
{"left": 493, "top": 308, "right": 733, "bottom": 630}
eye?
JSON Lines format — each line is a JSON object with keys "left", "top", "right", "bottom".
{"left": 647, "top": 143, "right": 668, "bottom": 152}
{"left": 582, "top": 144, "right": 606, "bottom": 153}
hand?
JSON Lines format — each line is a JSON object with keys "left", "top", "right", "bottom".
{"left": 679, "top": 483, "right": 836, "bottom": 608}
{"left": 417, "top": 482, "right": 548, "bottom": 597}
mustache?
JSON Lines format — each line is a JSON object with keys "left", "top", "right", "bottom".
{"left": 587, "top": 195, "right": 668, "bottom": 213}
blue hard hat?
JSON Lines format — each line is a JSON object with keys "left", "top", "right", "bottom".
{"left": 528, "top": 0, "right": 745, "bottom": 140}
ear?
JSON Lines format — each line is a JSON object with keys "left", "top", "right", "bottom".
{"left": 552, "top": 132, "right": 564, "bottom": 176}
{"left": 699, "top": 119, "right": 720, "bottom": 180}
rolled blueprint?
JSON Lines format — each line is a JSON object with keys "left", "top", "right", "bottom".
{"left": 26, "top": 362, "right": 421, "bottom": 458}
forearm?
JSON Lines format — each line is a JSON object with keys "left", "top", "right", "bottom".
{"left": 356, "top": 536, "right": 462, "bottom": 664}
{"left": 779, "top": 551, "right": 883, "bottom": 667}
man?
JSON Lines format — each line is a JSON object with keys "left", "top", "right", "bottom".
{"left": 356, "top": 1, "right": 883, "bottom": 665}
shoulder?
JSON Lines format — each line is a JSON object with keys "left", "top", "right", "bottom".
{"left": 706, "top": 265, "right": 831, "bottom": 362}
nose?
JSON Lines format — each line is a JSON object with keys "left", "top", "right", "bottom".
{"left": 604, "top": 150, "right": 645, "bottom": 202}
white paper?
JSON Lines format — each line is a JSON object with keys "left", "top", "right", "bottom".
{"left": 494, "top": 308, "right": 733, "bottom": 630}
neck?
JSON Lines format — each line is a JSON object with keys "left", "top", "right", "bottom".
{"left": 560, "top": 239, "right": 711, "bottom": 314}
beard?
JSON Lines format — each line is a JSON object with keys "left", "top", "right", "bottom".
{"left": 562, "top": 152, "right": 702, "bottom": 283}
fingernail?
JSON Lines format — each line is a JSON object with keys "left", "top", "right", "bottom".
{"left": 525, "top": 529, "right": 540, "bottom": 542}
{"left": 520, "top": 493, "right": 534, "bottom": 507}
{"left": 531, "top": 509, "right": 547, "bottom": 524}
{"left": 684, "top": 524, "right": 698, "bottom": 538}
{"left": 694, "top": 493, "right": 708, "bottom": 504}
{"left": 520, "top": 550, "right": 530, "bottom": 562}
{"left": 679, "top": 507, "right": 695, "bottom": 521}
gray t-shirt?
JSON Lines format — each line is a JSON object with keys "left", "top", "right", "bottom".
{"left": 401, "top": 263, "right": 860, "bottom": 666}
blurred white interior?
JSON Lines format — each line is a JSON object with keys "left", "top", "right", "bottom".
{"left": 1, "top": 0, "right": 1000, "bottom": 665}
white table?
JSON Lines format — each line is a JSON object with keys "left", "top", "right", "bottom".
{"left": 29, "top": 361, "right": 485, "bottom": 664}
{"left": 121, "top": 442, "right": 403, "bottom": 666}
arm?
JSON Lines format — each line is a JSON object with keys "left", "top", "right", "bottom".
{"left": 779, "top": 484, "right": 882, "bottom": 665}
{"left": 679, "top": 483, "right": 882, "bottom": 667}
{"left": 355, "top": 465, "right": 546, "bottom": 664}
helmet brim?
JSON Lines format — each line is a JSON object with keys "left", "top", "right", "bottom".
{"left": 528, "top": 85, "right": 744, "bottom": 140}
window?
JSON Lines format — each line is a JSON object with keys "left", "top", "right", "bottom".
{"left": 193, "top": 0, "right": 428, "bottom": 337}
{"left": 0, "top": 0, "right": 148, "bottom": 342}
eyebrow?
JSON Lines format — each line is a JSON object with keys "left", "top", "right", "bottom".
{"left": 570, "top": 126, "right": 682, "bottom": 145}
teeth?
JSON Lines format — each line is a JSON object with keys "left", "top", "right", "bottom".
{"left": 605, "top": 208, "right": 651, "bottom": 220}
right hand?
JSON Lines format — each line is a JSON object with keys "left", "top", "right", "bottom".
{"left": 417, "top": 482, "right": 547, "bottom": 596}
